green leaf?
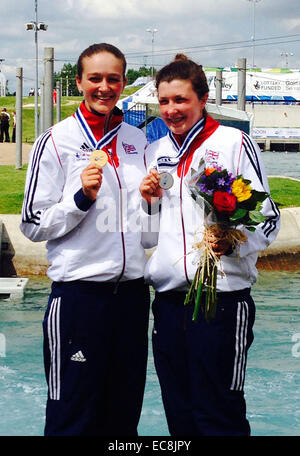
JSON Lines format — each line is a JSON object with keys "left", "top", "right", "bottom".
{"left": 246, "top": 226, "right": 256, "bottom": 232}
{"left": 199, "top": 192, "right": 213, "bottom": 205}
{"left": 255, "top": 201, "right": 263, "bottom": 212}
{"left": 249, "top": 210, "right": 267, "bottom": 223}
{"left": 238, "top": 196, "right": 257, "bottom": 211}
{"left": 230, "top": 208, "right": 248, "bottom": 221}
{"left": 198, "top": 158, "right": 205, "bottom": 170}
{"left": 251, "top": 190, "right": 269, "bottom": 203}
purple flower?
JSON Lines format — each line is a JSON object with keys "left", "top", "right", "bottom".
{"left": 197, "top": 182, "right": 214, "bottom": 195}
{"left": 217, "top": 177, "right": 226, "bottom": 187}
{"left": 194, "top": 167, "right": 237, "bottom": 197}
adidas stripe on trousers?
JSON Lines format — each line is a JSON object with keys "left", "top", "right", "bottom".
{"left": 152, "top": 288, "right": 255, "bottom": 436}
{"left": 43, "top": 278, "right": 150, "bottom": 436}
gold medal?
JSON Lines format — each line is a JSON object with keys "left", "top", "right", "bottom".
{"left": 90, "top": 149, "right": 108, "bottom": 167}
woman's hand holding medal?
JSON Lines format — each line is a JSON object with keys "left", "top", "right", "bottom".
{"left": 81, "top": 150, "right": 108, "bottom": 201}
{"left": 140, "top": 168, "right": 163, "bottom": 205}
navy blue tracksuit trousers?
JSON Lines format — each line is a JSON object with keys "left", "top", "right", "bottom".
{"left": 43, "top": 278, "right": 150, "bottom": 436}
{"left": 152, "top": 288, "right": 255, "bottom": 436}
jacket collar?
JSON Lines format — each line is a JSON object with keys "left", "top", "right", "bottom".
{"left": 78, "top": 101, "right": 123, "bottom": 142}
{"left": 176, "top": 115, "right": 220, "bottom": 177}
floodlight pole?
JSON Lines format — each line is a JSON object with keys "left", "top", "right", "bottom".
{"left": 34, "top": 0, "right": 38, "bottom": 139}
{"left": 280, "top": 51, "right": 294, "bottom": 68}
{"left": 147, "top": 28, "right": 158, "bottom": 79}
{"left": 26, "top": 0, "right": 47, "bottom": 139}
{"left": 247, "top": 0, "right": 262, "bottom": 68}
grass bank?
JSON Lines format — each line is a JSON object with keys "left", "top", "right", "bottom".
{"left": 0, "top": 96, "right": 81, "bottom": 143}
{"left": 268, "top": 177, "right": 300, "bottom": 208}
{"left": 0, "top": 165, "right": 28, "bottom": 214}
{"left": 0, "top": 168, "right": 299, "bottom": 214}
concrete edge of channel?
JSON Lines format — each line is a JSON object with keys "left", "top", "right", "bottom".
{"left": 1, "top": 208, "right": 300, "bottom": 277}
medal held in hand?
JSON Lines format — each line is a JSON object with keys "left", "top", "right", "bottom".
{"left": 159, "top": 171, "right": 174, "bottom": 190}
{"left": 90, "top": 149, "right": 108, "bottom": 168}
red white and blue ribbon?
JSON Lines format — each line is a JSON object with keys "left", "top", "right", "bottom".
{"left": 156, "top": 117, "right": 206, "bottom": 170}
{"left": 74, "top": 106, "right": 122, "bottom": 152}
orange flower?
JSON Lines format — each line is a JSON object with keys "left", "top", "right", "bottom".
{"left": 205, "top": 168, "right": 216, "bottom": 176}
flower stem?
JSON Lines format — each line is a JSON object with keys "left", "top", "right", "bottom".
{"left": 192, "top": 279, "right": 203, "bottom": 322}
{"left": 184, "top": 266, "right": 199, "bottom": 306}
{"left": 205, "top": 262, "right": 218, "bottom": 322}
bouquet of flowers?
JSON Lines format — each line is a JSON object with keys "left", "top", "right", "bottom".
{"left": 184, "top": 162, "right": 268, "bottom": 323}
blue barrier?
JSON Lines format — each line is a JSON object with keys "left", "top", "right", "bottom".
{"left": 146, "top": 118, "right": 169, "bottom": 143}
{"left": 124, "top": 109, "right": 145, "bottom": 127}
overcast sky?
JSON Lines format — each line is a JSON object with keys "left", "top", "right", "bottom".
{"left": 1, "top": 0, "right": 300, "bottom": 94}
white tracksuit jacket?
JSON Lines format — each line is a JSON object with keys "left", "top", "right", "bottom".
{"left": 20, "top": 115, "right": 148, "bottom": 283}
{"left": 143, "top": 121, "right": 280, "bottom": 293}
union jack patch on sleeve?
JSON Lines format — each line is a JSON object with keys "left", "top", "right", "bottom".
{"left": 205, "top": 149, "right": 219, "bottom": 167}
{"left": 122, "top": 142, "right": 137, "bottom": 154}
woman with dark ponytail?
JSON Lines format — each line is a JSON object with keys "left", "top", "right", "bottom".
{"left": 140, "top": 54, "right": 280, "bottom": 436}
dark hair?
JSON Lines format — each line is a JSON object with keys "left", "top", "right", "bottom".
{"left": 77, "top": 43, "right": 127, "bottom": 80}
{"left": 155, "top": 53, "right": 209, "bottom": 100}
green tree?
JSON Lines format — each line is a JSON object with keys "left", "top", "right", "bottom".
{"left": 138, "top": 66, "right": 151, "bottom": 77}
{"left": 126, "top": 66, "right": 152, "bottom": 85}
{"left": 54, "top": 63, "right": 79, "bottom": 96}
{"left": 126, "top": 69, "right": 140, "bottom": 85}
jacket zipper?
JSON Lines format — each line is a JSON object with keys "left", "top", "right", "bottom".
{"left": 179, "top": 151, "right": 190, "bottom": 286}
{"left": 110, "top": 156, "right": 126, "bottom": 294}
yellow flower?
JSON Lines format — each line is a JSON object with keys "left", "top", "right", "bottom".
{"left": 231, "top": 178, "right": 252, "bottom": 202}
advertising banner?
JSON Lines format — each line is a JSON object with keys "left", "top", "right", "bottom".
{"left": 205, "top": 69, "right": 300, "bottom": 102}
{"left": 253, "top": 127, "right": 300, "bottom": 138}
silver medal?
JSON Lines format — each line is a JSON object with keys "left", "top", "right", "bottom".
{"left": 159, "top": 171, "right": 174, "bottom": 190}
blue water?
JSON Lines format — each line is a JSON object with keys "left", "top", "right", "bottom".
{"left": 0, "top": 271, "right": 300, "bottom": 436}
{"left": 262, "top": 151, "right": 300, "bottom": 180}
{"left": 0, "top": 151, "right": 299, "bottom": 436}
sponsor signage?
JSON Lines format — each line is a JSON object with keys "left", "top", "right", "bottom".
{"left": 205, "top": 69, "right": 300, "bottom": 101}
{"left": 252, "top": 127, "right": 300, "bottom": 138}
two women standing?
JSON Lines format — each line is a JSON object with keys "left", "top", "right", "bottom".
{"left": 21, "top": 44, "right": 280, "bottom": 436}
